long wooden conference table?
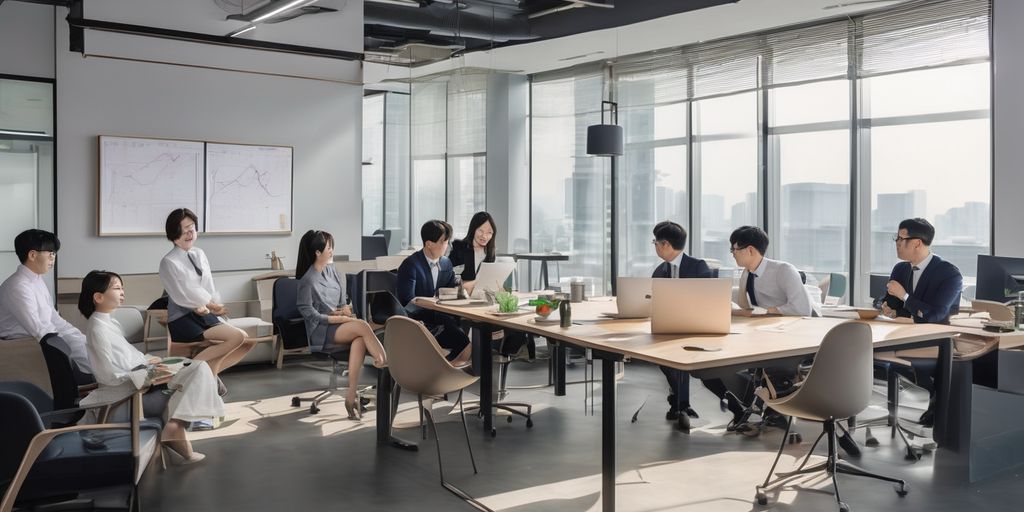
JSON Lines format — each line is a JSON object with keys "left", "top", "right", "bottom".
{"left": 374, "top": 297, "right": 1021, "bottom": 512}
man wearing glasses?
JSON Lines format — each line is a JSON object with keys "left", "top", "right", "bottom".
{"left": 705, "top": 226, "right": 814, "bottom": 430}
{"left": 0, "top": 229, "right": 94, "bottom": 383}
{"left": 650, "top": 221, "right": 713, "bottom": 428}
{"left": 879, "top": 217, "right": 962, "bottom": 427}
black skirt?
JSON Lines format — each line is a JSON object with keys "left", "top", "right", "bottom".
{"left": 168, "top": 312, "right": 223, "bottom": 343}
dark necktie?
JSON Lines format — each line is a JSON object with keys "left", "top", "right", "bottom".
{"left": 746, "top": 272, "right": 758, "bottom": 307}
{"left": 187, "top": 251, "right": 203, "bottom": 277}
{"left": 909, "top": 265, "right": 919, "bottom": 294}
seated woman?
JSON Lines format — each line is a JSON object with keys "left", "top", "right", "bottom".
{"left": 78, "top": 270, "right": 223, "bottom": 465}
{"left": 296, "top": 229, "right": 387, "bottom": 419}
{"left": 449, "top": 211, "right": 528, "bottom": 357}
{"left": 158, "top": 208, "right": 254, "bottom": 390}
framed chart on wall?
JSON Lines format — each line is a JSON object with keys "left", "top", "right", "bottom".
{"left": 98, "top": 135, "right": 205, "bottom": 236}
{"left": 204, "top": 142, "right": 293, "bottom": 234}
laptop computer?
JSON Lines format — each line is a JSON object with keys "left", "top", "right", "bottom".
{"left": 651, "top": 278, "right": 732, "bottom": 334}
{"left": 470, "top": 261, "right": 517, "bottom": 299}
{"left": 602, "top": 277, "right": 653, "bottom": 319}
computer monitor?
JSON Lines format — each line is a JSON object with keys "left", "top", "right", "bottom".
{"left": 869, "top": 273, "right": 889, "bottom": 300}
{"left": 976, "top": 254, "right": 1024, "bottom": 302}
{"left": 361, "top": 235, "right": 389, "bottom": 261}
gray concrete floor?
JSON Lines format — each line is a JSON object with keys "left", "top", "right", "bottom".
{"left": 138, "top": 353, "right": 1024, "bottom": 511}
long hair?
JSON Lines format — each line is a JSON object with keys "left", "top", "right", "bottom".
{"left": 295, "top": 229, "right": 335, "bottom": 279}
{"left": 78, "top": 270, "right": 122, "bottom": 319}
{"left": 461, "top": 211, "right": 497, "bottom": 262}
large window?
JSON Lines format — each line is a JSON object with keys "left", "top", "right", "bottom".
{"left": 531, "top": 73, "right": 611, "bottom": 294}
{"left": 863, "top": 63, "right": 990, "bottom": 299}
{"left": 770, "top": 80, "right": 851, "bottom": 288}
{"left": 446, "top": 74, "right": 487, "bottom": 236}
{"left": 383, "top": 92, "right": 410, "bottom": 250}
{"left": 694, "top": 91, "right": 759, "bottom": 267}
{"left": 0, "top": 77, "right": 55, "bottom": 291}
{"left": 617, "top": 70, "right": 689, "bottom": 278}
{"left": 410, "top": 81, "right": 447, "bottom": 239}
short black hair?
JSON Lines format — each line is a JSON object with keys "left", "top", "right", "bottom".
{"left": 729, "top": 226, "right": 769, "bottom": 255}
{"left": 14, "top": 229, "right": 60, "bottom": 264}
{"left": 165, "top": 208, "right": 199, "bottom": 241}
{"left": 77, "top": 270, "right": 122, "bottom": 319}
{"left": 653, "top": 221, "right": 687, "bottom": 251}
{"left": 898, "top": 218, "right": 935, "bottom": 246}
{"left": 420, "top": 219, "right": 452, "bottom": 245}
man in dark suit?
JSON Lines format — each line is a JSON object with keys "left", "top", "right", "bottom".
{"left": 397, "top": 220, "right": 472, "bottom": 365}
{"left": 880, "top": 217, "right": 962, "bottom": 426}
{"left": 650, "top": 221, "right": 713, "bottom": 427}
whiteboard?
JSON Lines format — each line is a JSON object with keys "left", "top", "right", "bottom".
{"left": 204, "top": 142, "right": 293, "bottom": 234}
{"left": 98, "top": 136, "right": 204, "bottom": 236}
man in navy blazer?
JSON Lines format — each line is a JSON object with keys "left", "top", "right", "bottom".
{"left": 880, "top": 217, "right": 962, "bottom": 426}
{"left": 397, "top": 220, "right": 471, "bottom": 365}
{"left": 650, "top": 221, "right": 713, "bottom": 427}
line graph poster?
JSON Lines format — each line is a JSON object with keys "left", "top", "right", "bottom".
{"left": 98, "top": 136, "right": 204, "bottom": 236}
{"left": 204, "top": 143, "right": 293, "bottom": 233}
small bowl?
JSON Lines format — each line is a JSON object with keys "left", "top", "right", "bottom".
{"left": 535, "top": 299, "right": 560, "bottom": 318}
{"left": 855, "top": 309, "right": 880, "bottom": 320}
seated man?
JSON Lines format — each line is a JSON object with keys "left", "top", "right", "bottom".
{"left": 880, "top": 217, "right": 962, "bottom": 427}
{"left": 396, "top": 220, "right": 472, "bottom": 366}
{"left": 0, "top": 229, "right": 94, "bottom": 383}
{"left": 703, "top": 226, "right": 813, "bottom": 428}
{"left": 650, "top": 221, "right": 713, "bottom": 424}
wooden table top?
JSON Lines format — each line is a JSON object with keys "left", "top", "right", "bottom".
{"left": 412, "top": 297, "right": 1017, "bottom": 371}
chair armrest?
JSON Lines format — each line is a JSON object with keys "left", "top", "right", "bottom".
{"left": 1, "top": 391, "right": 145, "bottom": 512}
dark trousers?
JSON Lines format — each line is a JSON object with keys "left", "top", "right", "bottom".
{"left": 413, "top": 310, "right": 470, "bottom": 361}
{"left": 660, "top": 366, "right": 691, "bottom": 409}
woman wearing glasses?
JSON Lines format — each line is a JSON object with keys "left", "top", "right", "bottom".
{"left": 295, "top": 229, "right": 387, "bottom": 419}
{"left": 158, "top": 208, "right": 253, "bottom": 391}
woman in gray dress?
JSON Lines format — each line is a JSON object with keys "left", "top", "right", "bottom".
{"left": 296, "top": 230, "right": 386, "bottom": 419}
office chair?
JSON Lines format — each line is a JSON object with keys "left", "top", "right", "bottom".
{"left": 372, "top": 229, "right": 392, "bottom": 252}
{"left": 383, "top": 317, "right": 488, "bottom": 511}
{"left": 276, "top": 277, "right": 372, "bottom": 415}
{"left": 461, "top": 329, "right": 535, "bottom": 434}
{"left": 754, "top": 322, "right": 908, "bottom": 512}
{"left": 362, "top": 235, "right": 389, "bottom": 261}
{"left": 0, "top": 382, "right": 160, "bottom": 512}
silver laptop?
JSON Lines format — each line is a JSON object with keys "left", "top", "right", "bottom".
{"left": 603, "top": 277, "right": 653, "bottom": 319}
{"left": 651, "top": 278, "right": 732, "bottom": 334}
{"left": 470, "top": 261, "right": 517, "bottom": 299}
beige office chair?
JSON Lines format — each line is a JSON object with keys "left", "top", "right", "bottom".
{"left": 970, "top": 299, "right": 1014, "bottom": 322}
{"left": 753, "top": 321, "right": 908, "bottom": 512}
{"left": 383, "top": 316, "right": 487, "bottom": 510}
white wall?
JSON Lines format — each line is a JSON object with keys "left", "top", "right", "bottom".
{"left": 993, "top": 0, "right": 1024, "bottom": 256}
{"left": 49, "top": 7, "right": 363, "bottom": 277}
{"left": 0, "top": 2, "right": 54, "bottom": 79}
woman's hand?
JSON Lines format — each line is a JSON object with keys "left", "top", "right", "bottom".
{"left": 462, "top": 280, "right": 477, "bottom": 295}
{"left": 209, "top": 303, "right": 228, "bottom": 316}
{"left": 328, "top": 315, "right": 346, "bottom": 324}
{"left": 334, "top": 305, "right": 353, "bottom": 317}
{"left": 147, "top": 356, "right": 162, "bottom": 365}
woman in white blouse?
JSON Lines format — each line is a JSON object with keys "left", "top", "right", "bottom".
{"left": 79, "top": 270, "right": 224, "bottom": 464}
{"left": 158, "top": 208, "right": 253, "bottom": 379}
{"left": 296, "top": 230, "right": 386, "bottom": 419}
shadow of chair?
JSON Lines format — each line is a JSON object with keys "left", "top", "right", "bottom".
{"left": 383, "top": 316, "right": 489, "bottom": 511}
{"left": 754, "top": 321, "right": 908, "bottom": 512}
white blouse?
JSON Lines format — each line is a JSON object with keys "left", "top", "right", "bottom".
{"left": 80, "top": 312, "right": 149, "bottom": 406}
{"left": 159, "top": 246, "right": 220, "bottom": 323}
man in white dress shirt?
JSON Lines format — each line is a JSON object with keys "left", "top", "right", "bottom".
{"left": 0, "top": 229, "right": 93, "bottom": 377}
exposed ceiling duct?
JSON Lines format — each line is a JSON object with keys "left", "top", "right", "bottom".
{"left": 363, "top": 1, "right": 536, "bottom": 43}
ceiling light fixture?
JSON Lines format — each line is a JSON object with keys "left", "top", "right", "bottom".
{"left": 252, "top": 0, "right": 317, "bottom": 23}
{"left": 226, "top": 24, "right": 256, "bottom": 37}
{"left": 225, "top": 0, "right": 319, "bottom": 37}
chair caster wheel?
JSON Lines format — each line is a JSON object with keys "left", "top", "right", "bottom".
{"left": 507, "top": 416, "right": 513, "bottom": 423}
{"left": 895, "top": 482, "right": 909, "bottom": 497}
{"left": 904, "top": 448, "right": 921, "bottom": 461}
{"left": 755, "top": 488, "right": 767, "bottom": 505}
{"left": 865, "top": 436, "right": 879, "bottom": 447}
{"left": 309, "top": 405, "right": 319, "bottom": 415}
{"left": 788, "top": 432, "right": 803, "bottom": 444}
{"left": 838, "top": 501, "right": 850, "bottom": 512}
{"left": 526, "top": 418, "right": 534, "bottom": 428}
{"left": 291, "top": 397, "right": 300, "bottom": 407}
{"left": 490, "top": 429, "right": 497, "bottom": 438}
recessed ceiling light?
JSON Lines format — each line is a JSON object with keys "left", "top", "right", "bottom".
{"left": 559, "top": 51, "right": 605, "bottom": 62}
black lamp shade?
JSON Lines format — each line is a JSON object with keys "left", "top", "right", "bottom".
{"left": 586, "top": 123, "right": 624, "bottom": 156}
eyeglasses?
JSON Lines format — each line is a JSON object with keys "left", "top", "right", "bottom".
{"left": 729, "top": 246, "right": 746, "bottom": 254}
{"left": 651, "top": 239, "right": 662, "bottom": 245}
{"left": 892, "top": 235, "right": 920, "bottom": 244}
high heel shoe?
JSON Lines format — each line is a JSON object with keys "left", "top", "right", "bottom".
{"left": 345, "top": 398, "right": 362, "bottom": 420}
{"left": 162, "top": 442, "right": 206, "bottom": 466}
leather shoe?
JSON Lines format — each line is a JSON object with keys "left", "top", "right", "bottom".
{"left": 665, "top": 407, "right": 680, "bottom": 421}
{"left": 683, "top": 407, "right": 699, "bottom": 419}
{"left": 837, "top": 429, "right": 861, "bottom": 458}
{"left": 918, "top": 407, "right": 935, "bottom": 428}
{"left": 677, "top": 412, "right": 691, "bottom": 431}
